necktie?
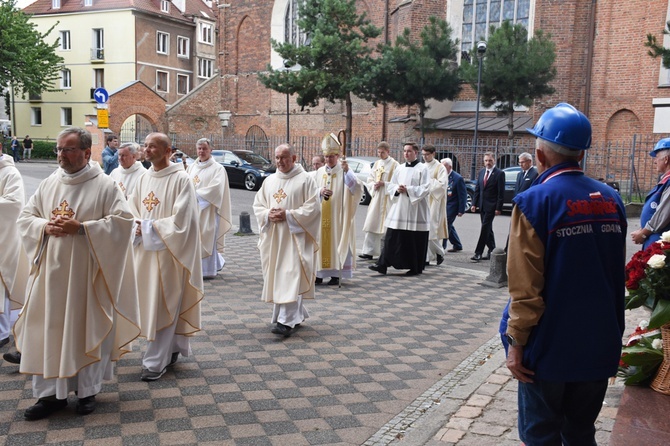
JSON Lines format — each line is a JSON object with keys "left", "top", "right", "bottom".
{"left": 484, "top": 170, "right": 490, "bottom": 185}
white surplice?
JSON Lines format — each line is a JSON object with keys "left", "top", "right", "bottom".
{"left": 424, "top": 159, "right": 448, "bottom": 261}
{"left": 109, "top": 161, "right": 146, "bottom": 198}
{"left": 385, "top": 162, "right": 431, "bottom": 231}
{"left": 361, "top": 157, "right": 399, "bottom": 256}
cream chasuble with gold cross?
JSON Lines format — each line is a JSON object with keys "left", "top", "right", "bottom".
{"left": 110, "top": 160, "right": 146, "bottom": 199}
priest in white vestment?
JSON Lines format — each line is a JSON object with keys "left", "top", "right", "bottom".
{"left": 369, "top": 142, "right": 431, "bottom": 276}
{"left": 130, "top": 132, "right": 203, "bottom": 382}
{"left": 314, "top": 134, "right": 363, "bottom": 285}
{"left": 253, "top": 144, "right": 321, "bottom": 337}
{"left": 0, "top": 154, "right": 29, "bottom": 349}
{"left": 187, "top": 138, "right": 232, "bottom": 279}
{"left": 421, "top": 145, "right": 448, "bottom": 265}
{"left": 16, "top": 128, "right": 140, "bottom": 420}
{"left": 359, "top": 142, "right": 399, "bottom": 260}
{"left": 110, "top": 142, "right": 146, "bottom": 199}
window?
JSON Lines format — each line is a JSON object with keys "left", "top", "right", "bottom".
{"left": 31, "top": 107, "right": 42, "bottom": 126}
{"left": 92, "top": 28, "right": 104, "bottom": 59}
{"left": 284, "top": 0, "right": 308, "bottom": 46}
{"left": 157, "top": 32, "right": 169, "bottom": 54}
{"left": 61, "top": 69, "right": 71, "bottom": 89}
{"left": 94, "top": 68, "right": 104, "bottom": 88}
{"left": 161, "top": 0, "right": 170, "bottom": 13}
{"left": 52, "top": 0, "right": 60, "bottom": 9}
{"left": 199, "top": 23, "right": 213, "bottom": 44}
{"left": 198, "top": 58, "right": 213, "bottom": 78}
{"left": 61, "top": 107, "right": 72, "bottom": 126}
{"left": 177, "top": 74, "right": 189, "bottom": 95}
{"left": 461, "top": 0, "right": 530, "bottom": 53}
{"left": 177, "top": 36, "right": 189, "bottom": 58}
{"left": 60, "top": 31, "right": 70, "bottom": 50}
{"left": 84, "top": 0, "right": 92, "bottom": 5}
{"left": 156, "top": 71, "right": 168, "bottom": 92}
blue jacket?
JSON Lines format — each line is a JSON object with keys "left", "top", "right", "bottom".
{"left": 512, "top": 161, "right": 626, "bottom": 382}
{"left": 447, "top": 171, "right": 467, "bottom": 217}
{"left": 102, "top": 146, "right": 118, "bottom": 175}
{"left": 640, "top": 174, "right": 670, "bottom": 249}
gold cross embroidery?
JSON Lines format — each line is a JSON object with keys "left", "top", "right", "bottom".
{"left": 273, "top": 188, "right": 287, "bottom": 204}
{"left": 118, "top": 181, "right": 127, "bottom": 193}
{"left": 142, "top": 191, "right": 160, "bottom": 212}
{"left": 193, "top": 175, "right": 200, "bottom": 186}
{"left": 52, "top": 200, "right": 75, "bottom": 219}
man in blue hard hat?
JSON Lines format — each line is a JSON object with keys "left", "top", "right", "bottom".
{"left": 631, "top": 137, "right": 670, "bottom": 248}
{"left": 504, "top": 103, "right": 626, "bottom": 445}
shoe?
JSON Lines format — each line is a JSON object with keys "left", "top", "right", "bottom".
{"left": 76, "top": 395, "right": 96, "bottom": 415}
{"left": 3, "top": 351, "right": 20, "bottom": 364}
{"left": 471, "top": 254, "right": 482, "bottom": 262}
{"left": 368, "top": 264, "right": 387, "bottom": 275}
{"left": 447, "top": 248, "right": 462, "bottom": 253}
{"left": 141, "top": 367, "right": 166, "bottom": 382}
{"left": 168, "top": 352, "right": 179, "bottom": 366}
{"left": 315, "top": 277, "right": 323, "bottom": 285}
{"left": 358, "top": 254, "right": 373, "bottom": 260}
{"left": 24, "top": 398, "right": 68, "bottom": 421}
{"left": 436, "top": 255, "right": 444, "bottom": 266}
{"left": 425, "top": 261, "right": 430, "bottom": 266}
{"left": 327, "top": 277, "right": 339, "bottom": 286}
{"left": 482, "top": 251, "right": 491, "bottom": 260}
{"left": 405, "top": 270, "right": 419, "bottom": 276}
{"left": 0, "top": 337, "right": 8, "bottom": 349}
{"left": 271, "top": 323, "right": 293, "bottom": 337}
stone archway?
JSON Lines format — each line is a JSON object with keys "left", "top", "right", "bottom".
{"left": 108, "top": 81, "right": 167, "bottom": 136}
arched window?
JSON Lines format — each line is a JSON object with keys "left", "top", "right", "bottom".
{"left": 284, "top": 0, "right": 307, "bottom": 46}
{"left": 461, "top": 0, "right": 531, "bottom": 53}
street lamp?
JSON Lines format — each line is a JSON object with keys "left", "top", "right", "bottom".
{"left": 217, "top": 110, "right": 232, "bottom": 148}
{"left": 470, "top": 40, "right": 487, "bottom": 180}
{"left": 283, "top": 59, "right": 293, "bottom": 143}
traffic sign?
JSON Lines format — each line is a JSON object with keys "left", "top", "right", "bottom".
{"left": 93, "top": 87, "right": 109, "bottom": 104}
{"left": 97, "top": 109, "right": 109, "bottom": 128}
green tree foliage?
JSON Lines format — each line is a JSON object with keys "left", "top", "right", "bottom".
{"left": 645, "top": 21, "right": 670, "bottom": 69}
{"left": 258, "top": 0, "right": 381, "bottom": 150}
{"left": 359, "top": 16, "right": 461, "bottom": 142}
{"left": 461, "top": 21, "right": 556, "bottom": 139}
{"left": 0, "top": 1, "right": 63, "bottom": 97}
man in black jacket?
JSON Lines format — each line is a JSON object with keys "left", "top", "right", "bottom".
{"left": 515, "top": 152, "right": 539, "bottom": 194}
{"left": 470, "top": 152, "right": 505, "bottom": 261}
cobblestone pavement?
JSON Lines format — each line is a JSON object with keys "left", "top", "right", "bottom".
{"left": 0, "top": 233, "right": 509, "bottom": 446}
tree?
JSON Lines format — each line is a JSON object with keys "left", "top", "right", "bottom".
{"left": 258, "top": 0, "right": 381, "bottom": 151}
{"left": 645, "top": 21, "right": 670, "bottom": 69}
{"left": 359, "top": 16, "right": 461, "bottom": 142}
{"left": 0, "top": 1, "right": 63, "bottom": 98}
{"left": 461, "top": 21, "right": 556, "bottom": 139}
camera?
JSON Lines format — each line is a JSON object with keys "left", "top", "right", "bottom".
{"left": 477, "top": 41, "right": 487, "bottom": 54}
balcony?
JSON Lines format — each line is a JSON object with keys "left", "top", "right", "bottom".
{"left": 28, "top": 92, "right": 42, "bottom": 102}
{"left": 90, "top": 48, "right": 104, "bottom": 62}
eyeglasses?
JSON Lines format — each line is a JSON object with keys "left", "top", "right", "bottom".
{"left": 54, "top": 147, "right": 81, "bottom": 154}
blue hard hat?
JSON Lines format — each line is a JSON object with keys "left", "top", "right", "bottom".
{"left": 651, "top": 138, "right": 670, "bottom": 157}
{"left": 526, "top": 103, "right": 592, "bottom": 151}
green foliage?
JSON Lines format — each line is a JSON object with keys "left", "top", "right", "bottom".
{"left": 461, "top": 21, "right": 556, "bottom": 138}
{"left": 645, "top": 21, "right": 670, "bottom": 69}
{"left": 359, "top": 17, "right": 461, "bottom": 140}
{"left": 618, "top": 335, "right": 664, "bottom": 386}
{"left": 0, "top": 0, "right": 64, "bottom": 97}
{"left": 32, "top": 139, "right": 57, "bottom": 159}
{"left": 258, "top": 0, "right": 381, "bottom": 146}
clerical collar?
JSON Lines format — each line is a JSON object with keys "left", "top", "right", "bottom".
{"left": 405, "top": 159, "right": 419, "bottom": 167}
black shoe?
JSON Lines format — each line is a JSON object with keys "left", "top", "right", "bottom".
{"left": 482, "top": 251, "right": 491, "bottom": 260}
{"left": 436, "top": 255, "right": 444, "bottom": 265}
{"left": 327, "top": 277, "right": 339, "bottom": 286}
{"left": 405, "top": 270, "right": 419, "bottom": 276}
{"left": 140, "top": 367, "right": 166, "bottom": 381}
{"left": 168, "top": 352, "right": 179, "bottom": 366}
{"left": 358, "top": 254, "right": 373, "bottom": 260}
{"left": 425, "top": 261, "right": 430, "bottom": 266}
{"left": 3, "top": 351, "right": 20, "bottom": 364}
{"left": 0, "top": 337, "right": 8, "bottom": 349}
{"left": 470, "top": 254, "right": 482, "bottom": 262}
{"left": 368, "top": 264, "right": 387, "bottom": 275}
{"left": 271, "top": 323, "right": 292, "bottom": 337}
{"left": 76, "top": 395, "right": 96, "bottom": 415}
{"left": 24, "top": 398, "right": 68, "bottom": 421}
{"left": 447, "top": 248, "right": 462, "bottom": 253}
{"left": 315, "top": 277, "right": 323, "bottom": 285}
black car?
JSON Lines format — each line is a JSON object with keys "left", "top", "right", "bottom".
{"left": 213, "top": 150, "right": 275, "bottom": 191}
{"left": 464, "top": 166, "right": 520, "bottom": 212}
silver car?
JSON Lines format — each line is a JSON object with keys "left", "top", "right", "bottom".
{"left": 346, "top": 156, "right": 377, "bottom": 205}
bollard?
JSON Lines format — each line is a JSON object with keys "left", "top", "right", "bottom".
{"left": 237, "top": 211, "right": 254, "bottom": 235}
{"left": 482, "top": 247, "right": 508, "bottom": 288}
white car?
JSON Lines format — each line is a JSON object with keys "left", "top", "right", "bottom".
{"left": 345, "top": 156, "right": 377, "bottom": 205}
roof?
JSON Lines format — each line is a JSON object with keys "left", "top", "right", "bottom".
{"left": 429, "top": 115, "right": 535, "bottom": 133}
{"left": 23, "top": 0, "right": 215, "bottom": 21}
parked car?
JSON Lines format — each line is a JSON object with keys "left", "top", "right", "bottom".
{"left": 214, "top": 149, "right": 275, "bottom": 191}
{"left": 345, "top": 156, "right": 377, "bottom": 205}
{"left": 464, "top": 166, "right": 520, "bottom": 212}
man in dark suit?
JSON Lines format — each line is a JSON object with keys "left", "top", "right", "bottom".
{"left": 515, "top": 152, "right": 539, "bottom": 194}
{"left": 441, "top": 158, "right": 467, "bottom": 252}
{"left": 470, "top": 152, "right": 505, "bottom": 261}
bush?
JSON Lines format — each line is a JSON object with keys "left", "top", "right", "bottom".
{"left": 32, "top": 140, "right": 57, "bottom": 159}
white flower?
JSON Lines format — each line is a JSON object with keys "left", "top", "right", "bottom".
{"left": 661, "top": 231, "right": 670, "bottom": 242}
{"left": 652, "top": 339, "right": 663, "bottom": 350}
{"left": 639, "top": 320, "right": 649, "bottom": 330}
{"left": 647, "top": 254, "right": 666, "bottom": 269}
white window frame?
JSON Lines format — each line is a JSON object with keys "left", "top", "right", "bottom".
{"left": 157, "top": 31, "right": 169, "bottom": 55}
{"left": 199, "top": 23, "right": 213, "bottom": 44}
{"left": 156, "top": 70, "right": 169, "bottom": 92}
{"left": 60, "top": 30, "right": 71, "bottom": 51}
{"left": 31, "top": 107, "right": 42, "bottom": 126}
{"left": 177, "top": 74, "right": 189, "bottom": 95}
{"left": 93, "top": 28, "right": 104, "bottom": 51}
{"left": 52, "top": 0, "right": 60, "bottom": 9}
{"left": 161, "top": 0, "right": 170, "bottom": 13}
{"left": 93, "top": 68, "right": 104, "bottom": 88}
{"left": 177, "top": 36, "right": 190, "bottom": 58}
{"left": 61, "top": 107, "right": 72, "bottom": 126}
{"left": 197, "top": 58, "right": 213, "bottom": 79}
{"left": 61, "top": 69, "right": 71, "bottom": 89}
{"left": 84, "top": 0, "right": 92, "bottom": 6}
{"left": 459, "top": 0, "right": 532, "bottom": 54}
